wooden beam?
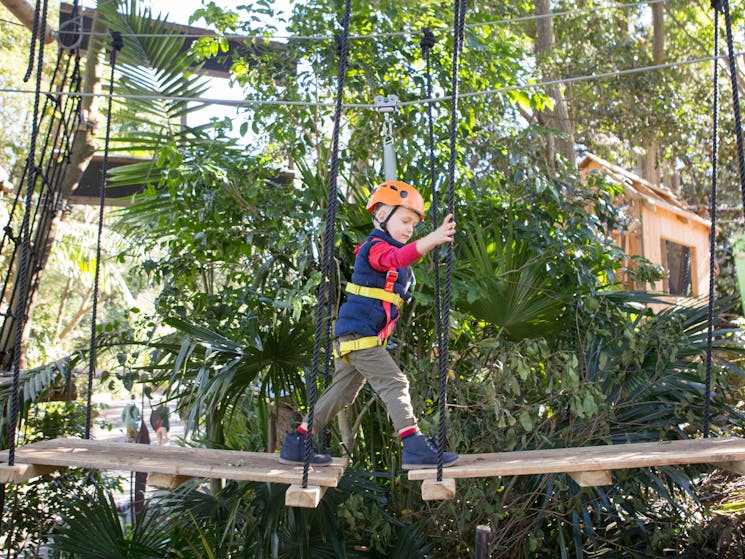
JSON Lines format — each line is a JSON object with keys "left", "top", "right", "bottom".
{"left": 0, "top": 463, "right": 59, "bottom": 483}
{"left": 285, "top": 484, "right": 325, "bottom": 508}
{"left": 409, "top": 437, "right": 745, "bottom": 481}
{"left": 0, "top": 0, "right": 56, "bottom": 43}
{"left": 568, "top": 470, "right": 612, "bottom": 487}
{"left": 421, "top": 478, "right": 456, "bottom": 501}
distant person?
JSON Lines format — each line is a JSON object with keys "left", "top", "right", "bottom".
{"left": 121, "top": 393, "right": 141, "bottom": 442}
{"left": 149, "top": 402, "right": 170, "bottom": 445}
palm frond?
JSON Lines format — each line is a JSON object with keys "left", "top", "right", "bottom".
{"left": 456, "top": 224, "right": 570, "bottom": 340}
{"left": 0, "top": 355, "right": 80, "bottom": 444}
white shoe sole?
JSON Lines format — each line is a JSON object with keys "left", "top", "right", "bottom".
{"left": 402, "top": 455, "right": 460, "bottom": 470}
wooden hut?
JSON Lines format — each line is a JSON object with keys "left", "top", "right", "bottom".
{"left": 579, "top": 153, "right": 712, "bottom": 301}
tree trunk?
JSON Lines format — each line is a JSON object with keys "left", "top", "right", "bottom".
{"left": 640, "top": 2, "right": 665, "bottom": 186}
{"left": 0, "top": 8, "right": 107, "bottom": 368}
{"left": 59, "top": 9, "right": 107, "bottom": 202}
{"left": 534, "top": 0, "right": 575, "bottom": 169}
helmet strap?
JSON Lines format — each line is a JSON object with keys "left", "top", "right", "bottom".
{"left": 376, "top": 205, "right": 399, "bottom": 233}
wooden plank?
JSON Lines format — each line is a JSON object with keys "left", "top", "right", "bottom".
{"left": 568, "top": 470, "right": 612, "bottom": 487}
{"left": 421, "top": 478, "right": 456, "bottom": 500}
{"left": 408, "top": 437, "right": 745, "bottom": 481}
{"left": 285, "top": 484, "right": 326, "bottom": 508}
{"left": 0, "top": 463, "right": 59, "bottom": 484}
{"left": 1, "top": 439, "right": 347, "bottom": 487}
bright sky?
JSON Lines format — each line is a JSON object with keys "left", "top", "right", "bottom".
{"left": 79, "top": 0, "right": 293, "bottom": 125}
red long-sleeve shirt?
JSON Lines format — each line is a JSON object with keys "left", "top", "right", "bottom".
{"left": 368, "top": 240, "right": 421, "bottom": 272}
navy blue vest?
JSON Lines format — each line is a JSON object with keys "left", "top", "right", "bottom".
{"left": 335, "top": 229, "right": 414, "bottom": 338}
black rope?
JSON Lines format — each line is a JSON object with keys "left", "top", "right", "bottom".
{"left": 0, "top": 49, "right": 80, "bottom": 384}
{"left": 437, "top": 0, "right": 466, "bottom": 482}
{"left": 720, "top": 0, "right": 745, "bottom": 215}
{"left": 9, "top": 0, "right": 49, "bottom": 468}
{"left": 86, "top": 31, "right": 123, "bottom": 439}
{"left": 420, "top": 27, "right": 447, "bottom": 452}
{"left": 420, "top": 29, "right": 441, "bottom": 334}
{"left": 302, "top": 0, "right": 352, "bottom": 488}
{"left": 23, "top": 0, "right": 42, "bottom": 82}
{"left": 703, "top": 2, "right": 722, "bottom": 438}
{"left": 703, "top": 1, "right": 722, "bottom": 438}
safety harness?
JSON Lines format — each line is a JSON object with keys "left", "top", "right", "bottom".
{"left": 336, "top": 241, "right": 404, "bottom": 359}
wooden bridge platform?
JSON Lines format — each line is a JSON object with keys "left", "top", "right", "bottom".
{"left": 0, "top": 438, "right": 346, "bottom": 508}
{"left": 408, "top": 437, "right": 745, "bottom": 500}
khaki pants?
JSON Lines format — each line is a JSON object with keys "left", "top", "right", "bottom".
{"left": 303, "top": 341, "right": 417, "bottom": 433}
{"left": 125, "top": 426, "right": 138, "bottom": 441}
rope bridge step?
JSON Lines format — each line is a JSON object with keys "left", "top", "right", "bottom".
{"left": 0, "top": 438, "right": 347, "bottom": 508}
{"left": 408, "top": 437, "right": 745, "bottom": 501}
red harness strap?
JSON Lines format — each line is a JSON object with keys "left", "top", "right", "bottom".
{"left": 378, "top": 269, "right": 399, "bottom": 343}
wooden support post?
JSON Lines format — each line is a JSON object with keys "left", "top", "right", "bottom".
{"left": 714, "top": 461, "right": 745, "bottom": 476}
{"left": 475, "top": 525, "right": 491, "bottom": 559}
{"left": 147, "top": 472, "right": 193, "bottom": 489}
{"left": 0, "top": 464, "right": 59, "bottom": 484}
{"left": 421, "top": 478, "right": 456, "bottom": 501}
{"left": 285, "top": 484, "right": 326, "bottom": 508}
{"left": 568, "top": 470, "right": 612, "bottom": 487}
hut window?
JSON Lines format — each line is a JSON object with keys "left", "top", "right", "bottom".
{"left": 663, "top": 240, "right": 692, "bottom": 296}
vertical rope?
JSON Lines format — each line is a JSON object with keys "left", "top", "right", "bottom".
{"left": 721, "top": 0, "right": 745, "bottom": 212}
{"left": 86, "top": 31, "right": 123, "bottom": 439}
{"left": 8, "top": 0, "right": 50, "bottom": 469}
{"left": 420, "top": 29, "right": 445, "bottom": 399}
{"left": 303, "top": 0, "right": 352, "bottom": 489}
{"left": 703, "top": 1, "right": 721, "bottom": 438}
{"left": 707, "top": 0, "right": 745, "bottom": 436}
{"left": 22, "top": 0, "right": 42, "bottom": 82}
{"left": 437, "top": 0, "right": 466, "bottom": 482}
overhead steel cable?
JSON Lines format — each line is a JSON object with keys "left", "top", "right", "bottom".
{"left": 58, "top": 0, "right": 664, "bottom": 42}
{"left": 0, "top": 49, "right": 738, "bottom": 111}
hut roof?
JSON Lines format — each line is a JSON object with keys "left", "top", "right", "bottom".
{"left": 579, "top": 153, "right": 711, "bottom": 229}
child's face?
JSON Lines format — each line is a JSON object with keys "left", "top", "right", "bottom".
{"left": 379, "top": 206, "right": 420, "bottom": 243}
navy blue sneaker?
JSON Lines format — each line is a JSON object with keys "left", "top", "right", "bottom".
{"left": 278, "top": 430, "right": 332, "bottom": 466}
{"left": 402, "top": 434, "right": 459, "bottom": 469}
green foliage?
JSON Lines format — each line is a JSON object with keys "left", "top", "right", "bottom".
{"left": 15, "top": 1, "right": 744, "bottom": 558}
{"left": 52, "top": 485, "right": 175, "bottom": 558}
{"left": 410, "top": 292, "right": 745, "bottom": 558}
{"left": 1, "top": 470, "right": 123, "bottom": 557}
{"left": 0, "top": 355, "right": 81, "bottom": 446}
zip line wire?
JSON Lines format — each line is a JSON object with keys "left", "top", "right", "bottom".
{"left": 49, "top": 0, "right": 663, "bottom": 42}
{"left": 0, "top": 49, "right": 741, "bottom": 111}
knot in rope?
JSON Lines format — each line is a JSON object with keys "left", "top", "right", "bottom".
{"left": 110, "top": 30, "right": 124, "bottom": 51}
{"left": 420, "top": 28, "right": 436, "bottom": 52}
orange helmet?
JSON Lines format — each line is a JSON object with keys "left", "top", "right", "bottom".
{"left": 366, "top": 180, "right": 425, "bottom": 222}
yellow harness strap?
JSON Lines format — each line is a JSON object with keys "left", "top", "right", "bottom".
{"left": 336, "top": 335, "right": 382, "bottom": 357}
{"left": 345, "top": 283, "right": 403, "bottom": 307}
{"left": 335, "top": 281, "right": 405, "bottom": 361}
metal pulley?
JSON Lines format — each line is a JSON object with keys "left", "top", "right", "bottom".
{"left": 374, "top": 95, "right": 399, "bottom": 182}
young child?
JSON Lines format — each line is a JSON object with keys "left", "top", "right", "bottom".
{"left": 279, "top": 180, "right": 459, "bottom": 469}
